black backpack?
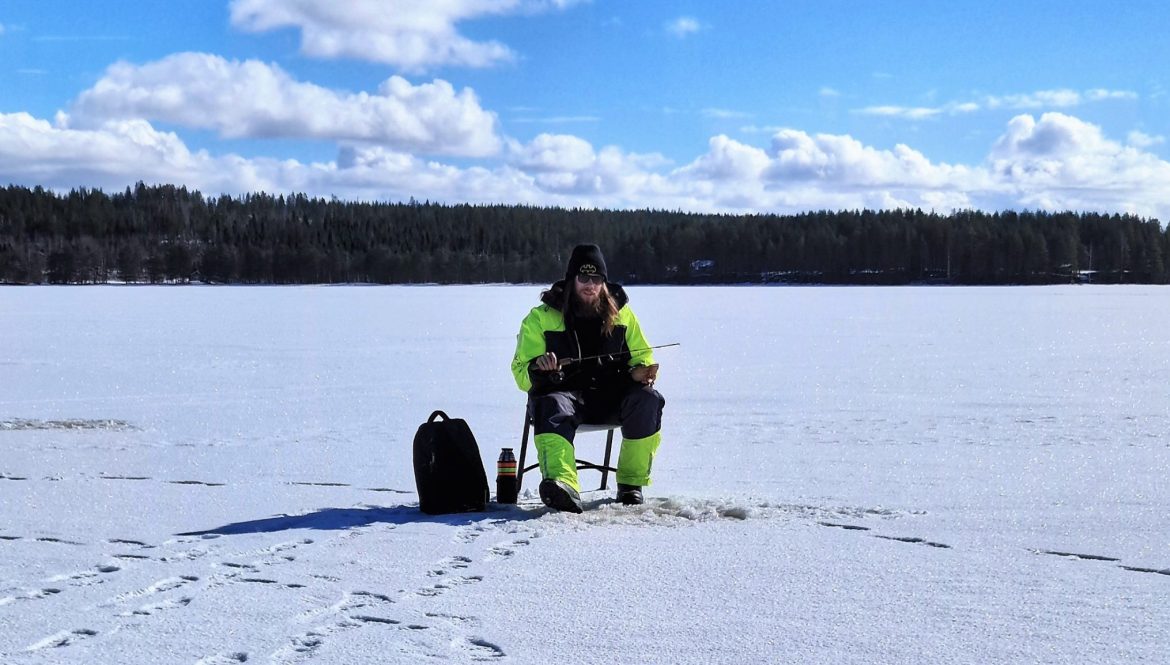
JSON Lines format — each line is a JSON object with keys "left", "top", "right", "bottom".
{"left": 412, "top": 410, "right": 489, "bottom": 515}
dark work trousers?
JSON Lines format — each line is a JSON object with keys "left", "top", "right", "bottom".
{"left": 530, "top": 384, "right": 665, "bottom": 443}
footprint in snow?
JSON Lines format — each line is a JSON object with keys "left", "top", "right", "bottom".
{"left": 455, "top": 525, "right": 485, "bottom": 544}
{"left": 272, "top": 591, "right": 415, "bottom": 665}
{"left": 1119, "top": 565, "right": 1170, "bottom": 576}
{"left": 105, "top": 576, "right": 200, "bottom": 606}
{"left": 351, "top": 614, "right": 401, "bottom": 625}
{"left": 873, "top": 535, "right": 951, "bottom": 549}
{"left": 108, "top": 538, "right": 154, "bottom": 548}
{"left": 121, "top": 596, "right": 193, "bottom": 617}
{"left": 457, "top": 636, "right": 506, "bottom": 661}
{"left": 490, "top": 538, "right": 534, "bottom": 559}
{"left": 195, "top": 652, "right": 249, "bottom": 664}
{"left": 1036, "top": 549, "right": 1119, "bottom": 562}
{"left": 418, "top": 575, "right": 483, "bottom": 597}
{"left": 270, "top": 632, "right": 325, "bottom": 663}
{"left": 236, "top": 577, "right": 306, "bottom": 589}
{"left": 819, "top": 521, "right": 870, "bottom": 531}
{"left": 426, "top": 611, "right": 479, "bottom": 626}
{"left": 488, "top": 545, "right": 515, "bottom": 558}
{"left": 47, "top": 563, "right": 122, "bottom": 588}
{"left": 291, "top": 481, "right": 350, "bottom": 487}
{"left": 0, "top": 587, "right": 62, "bottom": 607}
{"left": 35, "top": 536, "right": 86, "bottom": 545}
{"left": 26, "top": 628, "right": 98, "bottom": 651}
{"left": 429, "top": 555, "right": 472, "bottom": 576}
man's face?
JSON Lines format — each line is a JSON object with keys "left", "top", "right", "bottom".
{"left": 573, "top": 273, "right": 602, "bottom": 303}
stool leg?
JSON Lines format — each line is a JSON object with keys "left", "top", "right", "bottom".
{"left": 600, "top": 429, "right": 615, "bottom": 490}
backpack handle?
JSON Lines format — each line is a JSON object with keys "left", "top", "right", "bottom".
{"left": 428, "top": 410, "right": 450, "bottom": 423}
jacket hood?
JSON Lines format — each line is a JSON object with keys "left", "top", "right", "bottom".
{"left": 540, "top": 280, "right": 629, "bottom": 310}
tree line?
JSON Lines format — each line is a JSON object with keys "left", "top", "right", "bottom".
{"left": 0, "top": 183, "right": 1167, "bottom": 285}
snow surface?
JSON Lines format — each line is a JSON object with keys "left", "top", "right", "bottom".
{"left": 1, "top": 284, "right": 1167, "bottom": 664}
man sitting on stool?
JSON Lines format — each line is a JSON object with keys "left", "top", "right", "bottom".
{"left": 510, "top": 244, "right": 664, "bottom": 513}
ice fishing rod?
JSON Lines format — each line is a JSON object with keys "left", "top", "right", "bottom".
{"left": 557, "top": 342, "right": 680, "bottom": 367}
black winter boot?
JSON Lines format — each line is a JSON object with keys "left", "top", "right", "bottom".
{"left": 539, "top": 479, "right": 584, "bottom": 513}
{"left": 616, "top": 483, "right": 644, "bottom": 505}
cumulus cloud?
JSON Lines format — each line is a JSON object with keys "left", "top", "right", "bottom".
{"left": 765, "top": 130, "right": 977, "bottom": 190}
{"left": 677, "top": 135, "right": 769, "bottom": 181}
{"left": 0, "top": 112, "right": 285, "bottom": 194}
{"left": 859, "top": 88, "right": 1138, "bottom": 120}
{"left": 987, "top": 113, "right": 1170, "bottom": 217}
{"left": 665, "top": 16, "right": 701, "bottom": 38}
{"left": 504, "top": 133, "right": 675, "bottom": 200}
{"left": 4, "top": 109, "right": 1170, "bottom": 220}
{"left": 67, "top": 53, "right": 501, "bottom": 157}
{"left": 511, "top": 133, "right": 596, "bottom": 172}
{"left": 228, "top": 0, "right": 584, "bottom": 72}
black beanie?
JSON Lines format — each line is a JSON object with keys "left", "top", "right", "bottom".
{"left": 565, "top": 244, "right": 608, "bottom": 283}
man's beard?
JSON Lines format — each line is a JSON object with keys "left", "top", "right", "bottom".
{"left": 573, "top": 292, "right": 604, "bottom": 318}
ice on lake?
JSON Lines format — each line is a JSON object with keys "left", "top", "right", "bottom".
{"left": 1, "top": 285, "right": 1167, "bottom": 663}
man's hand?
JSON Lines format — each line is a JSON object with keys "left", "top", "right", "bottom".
{"left": 630, "top": 364, "right": 659, "bottom": 386}
{"left": 534, "top": 352, "right": 559, "bottom": 372}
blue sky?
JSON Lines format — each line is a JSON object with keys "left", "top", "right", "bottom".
{"left": 2, "top": 0, "right": 1168, "bottom": 218}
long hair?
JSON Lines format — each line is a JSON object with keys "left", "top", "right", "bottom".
{"left": 563, "top": 282, "right": 620, "bottom": 336}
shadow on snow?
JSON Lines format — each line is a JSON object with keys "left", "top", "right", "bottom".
{"left": 175, "top": 503, "right": 549, "bottom": 538}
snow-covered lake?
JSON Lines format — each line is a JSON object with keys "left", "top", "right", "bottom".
{"left": 1, "top": 285, "right": 1167, "bottom": 663}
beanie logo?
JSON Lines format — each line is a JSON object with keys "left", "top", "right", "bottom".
{"left": 579, "top": 263, "right": 598, "bottom": 275}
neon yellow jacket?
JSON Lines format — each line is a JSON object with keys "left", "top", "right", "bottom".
{"left": 511, "top": 282, "right": 655, "bottom": 393}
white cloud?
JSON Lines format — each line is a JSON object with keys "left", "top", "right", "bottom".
{"left": 511, "top": 133, "right": 596, "bottom": 172}
{"left": 504, "top": 133, "right": 674, "bottom": 199}
{"left": 986, "top": 89, "right": 1083, "bottom": 109}
{"left": 0, "top": 112, "right": 282, "bottom": 194}
{"left": 1015, "top": 118, "right": 1155, "bottom": 207}
{"left": 764, "top": 130, "right": 974, "bottom": 189}
{"left": 1128, "top": 130, "right": 1165, "bottom": 148}
{"left": 228, "top": 0, "right": 585, "bottom": 73}
{"left": 665, "top": 16, "right": 701, "bottom": 38}
{"left": 860, "top": 88, "right": 1138, "bottom": 120}
{"left": 1087, "top": 89, "right": 1139, "bottom": 102}
{"left": 702, "top": 108, "right": 752, "bottom": 120}
{"left": 68, "top": 53, "right": 501, "bottom": 157}
{"left": 740, "top": 125, "right": 786, "bottom": 135}
{"left": 986, "top": 113, "right": 1170, "bottom": 217}
{"left": 676, "top": 135, "right": 769, "bottom": 182}
{"left": 4, "top": 109, "right": 1170, "bottom": 220}
{"left": 858, "top": 105, "right": 943, "bottom": 120}
{"left": 819, "top": 87, "right": 841, "bottom": 98}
